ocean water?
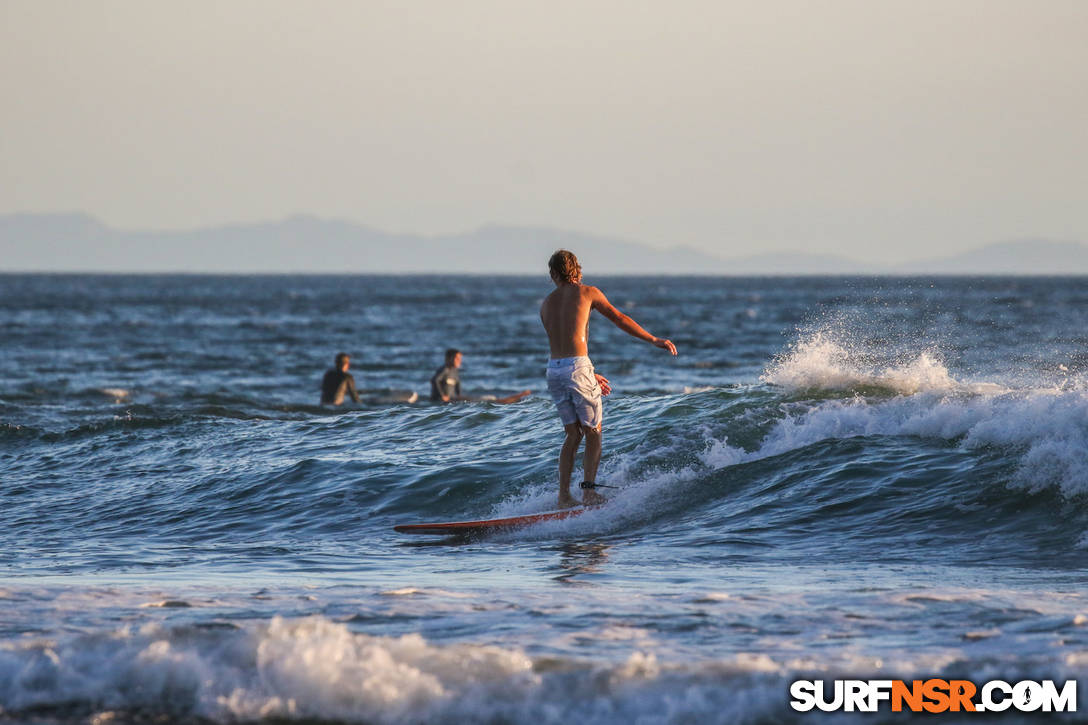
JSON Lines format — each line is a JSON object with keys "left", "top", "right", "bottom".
{"left": 2, "top": 274, "right": 1087, "bottom": 723}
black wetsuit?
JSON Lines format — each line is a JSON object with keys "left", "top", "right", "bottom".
{"left": 321, "top": 368, "right": 361, "bottom": 405}
{"left": 430, "top": 365, "right": 461, "bottom": 402}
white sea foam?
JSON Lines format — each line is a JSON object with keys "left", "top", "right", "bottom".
{"left": 0, "top": 616, "right": 806, "bottom": 723}
{"left": 761, "top": 332, "right": 1003, "bottom": 396}
{"left": 5, "top": 578, "right": 1088, "bottom": 724}
{"left": 696, "top": 388, "right": 1088, "bottom": 498}
{"left": 700, "top": 333, "right": 1088, "bottom": 498}
{"left": 3, "top": 612, "right": 1081, "bottom": 724}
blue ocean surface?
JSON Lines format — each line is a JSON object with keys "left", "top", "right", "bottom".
{"left": 2, "top": 274, "right": 1087, "bottom": 723}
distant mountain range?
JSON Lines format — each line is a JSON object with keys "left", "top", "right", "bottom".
{"left": 2, "top": 212, "right": 1086, "bottom": 275}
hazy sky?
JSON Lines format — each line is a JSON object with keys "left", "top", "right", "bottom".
{"left": 2, "top": 0, "right": 1086, "bottom": 263}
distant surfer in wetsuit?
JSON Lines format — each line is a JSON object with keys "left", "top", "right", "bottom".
{"left": 321, "top": 352, "right": 361, "bottom": 405}
{"left": 430, "top": 348, "right": 465, "bottom": 402}
{"left": 540, "top": 249, "right": 677, "bottom": 508}
{"left": 430, "top": 349, "right": 531, "bottom": 404}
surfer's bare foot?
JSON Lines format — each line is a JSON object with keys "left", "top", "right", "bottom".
{"left": 581, "top": 489, "right": 607, "bottom": 506}
{"left": 557, "top": 493, "right": 581, "bottom": 509}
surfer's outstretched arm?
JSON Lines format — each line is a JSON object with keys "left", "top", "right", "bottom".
{"left": 590, "top": 288, "right": 678, "bottom": 355}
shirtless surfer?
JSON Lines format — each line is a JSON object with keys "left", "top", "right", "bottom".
{"left": 540, "top": 250, "right": 677, "bottom": 508}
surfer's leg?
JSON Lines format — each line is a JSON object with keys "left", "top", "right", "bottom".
{"left": 558, "top": 422, "right": 584, "bottom": 508}
{"left": 570, "top": 372, "right": 604, "bottom": 503}
{"left": 580, "top": 424, "right": 606, "bottom": 505}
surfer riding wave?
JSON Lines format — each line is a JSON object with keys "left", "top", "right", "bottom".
{"left": 539, "top": 249, "right": 677, "bottom": 508}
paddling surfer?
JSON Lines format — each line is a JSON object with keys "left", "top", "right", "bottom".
{"left": 540, "top": 250, "right": 677, "bottom": 508}
{"left": 430, "top": 348, "right": 466, "bottom": 402}
{"left": 321, "top": 352, "right": 361, "bottom": 405}
{"left": 430, "top": 348, "right": 531, "bottom": 404}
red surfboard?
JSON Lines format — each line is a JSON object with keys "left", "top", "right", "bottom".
{"left": 394, "top": 505, "right": 597, "bottom": 536}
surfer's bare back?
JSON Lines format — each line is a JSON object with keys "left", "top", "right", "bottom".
{"left": 540, "top": 249, "right": 677, "bottom": 509}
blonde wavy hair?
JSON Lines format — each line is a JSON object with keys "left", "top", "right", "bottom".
{"left": 548, "top": 249, "right": 582, "bottom": 284}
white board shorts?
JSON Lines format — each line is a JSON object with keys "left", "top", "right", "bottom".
{"left": 546, "top": 356, "right": 602, "bottom": 429}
